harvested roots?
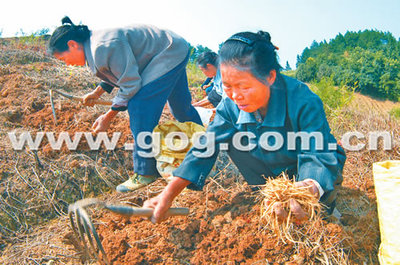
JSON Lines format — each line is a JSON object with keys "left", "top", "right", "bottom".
{"left": 258, "top": 174, "right": 321, "bottom": 243}
{"left": 258, "top": 175, "right": 352, "bottom": 264}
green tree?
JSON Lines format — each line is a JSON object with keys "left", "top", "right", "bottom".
{"left": 189, "top": 44, "right": 212, "bottom": 62}
{"left": 296, "top": 30, "right": 400, "bottom": 101}
{"left": 295, "top": 57, "right": 318, "bottom": 82}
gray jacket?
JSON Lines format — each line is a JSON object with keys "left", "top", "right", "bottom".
{"left": 83, "top": 24, "right": 189, "bottom": 110}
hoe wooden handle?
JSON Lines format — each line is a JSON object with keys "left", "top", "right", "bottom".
{"left": 84, "top": 99, "right": 113, "bottom": 106}
{"left": 52, "top": 89, "right": 112, "bottom": 106}
{"left": 104, "top": 205, "right": 189, "bottom": 217}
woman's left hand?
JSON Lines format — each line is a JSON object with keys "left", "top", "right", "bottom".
{"left": 273, "top": 180, "right": 319, "bottom": 223}
{"left": 92, "top": 110, "right": 118, "bottom": 133}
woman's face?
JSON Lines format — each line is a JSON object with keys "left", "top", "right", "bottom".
{"left": 221, "top": 63, "right": 276, "bottom": 115}
{"left": 199, "top": 64, "right": 217, "bottom": 78}
{"left": 53, "top": 40, "right": 85, "bottom": 66}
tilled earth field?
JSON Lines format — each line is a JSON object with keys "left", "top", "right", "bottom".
{"left": 1, "top": 37, "right": 399, "bottom": 264}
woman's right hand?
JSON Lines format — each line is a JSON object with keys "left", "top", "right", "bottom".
{"left": 143, "top": 193, "right": 173, "bottom": 223}
{"left": 143, "top": 176, "right": 191, "bottom": 223}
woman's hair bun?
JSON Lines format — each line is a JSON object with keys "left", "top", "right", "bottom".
{"left": 257, "top": 31, "right": 271, "bottom": 43}
{"left": 61, "top": 16, "right": 74, "bottom": 26}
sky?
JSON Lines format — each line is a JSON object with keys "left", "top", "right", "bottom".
{"left": 0, "top": 0, "right": 399, "bottom": 68}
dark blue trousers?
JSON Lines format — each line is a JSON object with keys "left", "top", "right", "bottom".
{"left": 127, "top": 56, "right": 202, "bottom": 176}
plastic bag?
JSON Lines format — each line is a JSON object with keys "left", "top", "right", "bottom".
{"left": 373, "top": 160, "right": 400, "bottom": 264}
{"left": 153, "top": 121, "right": 206, "bottom": 182}
{"left": 194, "top": 107, "right": 214, "bottom": 126}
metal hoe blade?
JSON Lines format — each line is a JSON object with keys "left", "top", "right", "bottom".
{"left": 49, "top": 90, "right": 57, "bottom": 125}
{"left": 68, "top": 198, "right": 109, "bottom": 265}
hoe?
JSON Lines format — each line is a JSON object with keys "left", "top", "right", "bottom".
{"left": 68, "top": 198, "right": 189, "bottom": 265}
{"left": 49, "top": 89, "right": 112, "bottom": 125}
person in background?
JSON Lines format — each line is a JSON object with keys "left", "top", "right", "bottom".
{"left": 47, "top": 16, "right": 202, "bottom": 192}
{"left": 144, "top": 31, "right": 346, "bottom": 223}
{"left": 201, "top": 77, "right": 213, "bottom": 94}
{"left": 193, "top": 51, "right": 224, "bottom": 108}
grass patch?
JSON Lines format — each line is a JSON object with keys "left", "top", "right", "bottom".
{"left": 187, "top": 61, "right": 207, "bottom": 101}
{"left": 186, "top": 61, "right": 205, "bottom": 88}
{"left": 309, "top": 77, "right": 354, "bottom": 117}
{"left": 389, "top": 107, "right": 400, "bottom": 119}
{"left": 282, "top": 69, "right": 296, "bottom": 78}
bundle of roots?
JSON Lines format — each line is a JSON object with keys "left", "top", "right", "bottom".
{"left": 258, "top": 174, "right": 321, "bottom": 242}
{"left": 258, "top": 175, "right": 353, "bottom": 264}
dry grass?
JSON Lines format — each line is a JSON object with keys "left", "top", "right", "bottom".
{"left": 0, "top": 150, "right": 131, "bottom": 240}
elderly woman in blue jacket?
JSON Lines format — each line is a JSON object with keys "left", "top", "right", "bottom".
{"left": 47, "top": 17, "right": 202, "bottom": 192}
{"left": 144, "top": 31, "right": 346, "bottom": 223}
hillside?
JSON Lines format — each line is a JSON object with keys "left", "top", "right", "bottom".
{"left": 295, "top": 30, "right": 400, "bottom": 101}
{"left": 0, "top": 37, "right": 399, "bottom": 264}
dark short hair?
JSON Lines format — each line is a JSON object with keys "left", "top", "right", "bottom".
{"left": 197, "top": 51, "right": 218, "bottom": 68}
{"left": 219, "top": 31, "right": 282, "bottom": 83}
{"left": 47, "top": 16, "right": 90, "bottom": 55}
